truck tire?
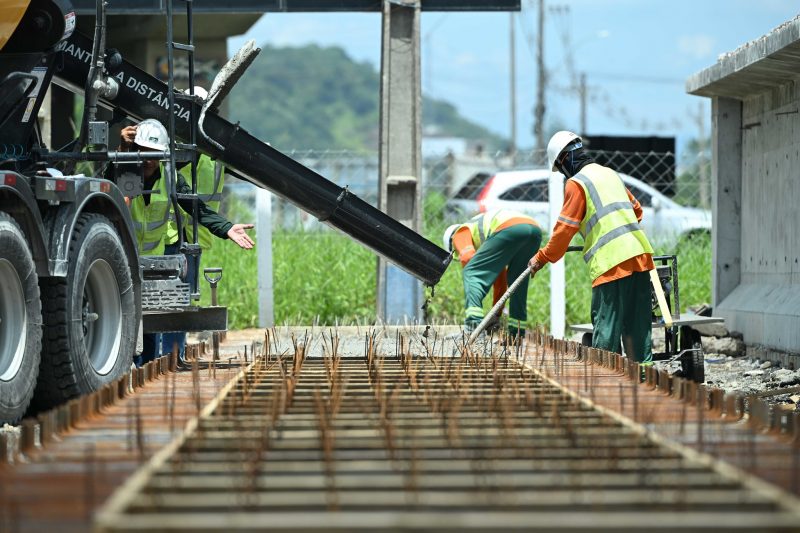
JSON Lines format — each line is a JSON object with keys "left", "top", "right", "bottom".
{"left": 34, "top": 214, "right": 136, "bottom": 410}
{"left": 581, "top": 332, "right": 593, "bottom": 347}
{"left": 679, "top": 326, "right": 705, "bottom": 383}
{"left": 0, "top": 213, "right": 42, "bottom": 423}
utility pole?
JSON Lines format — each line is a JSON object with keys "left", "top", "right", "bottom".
{"left": 579, "top": 72, "right": 586, "bottom": 136}
{"left": 376, "top": 0, "right": 423, "bottom": 323}
{"left": 533, "top": 0, "right": 546, "bottom": 153}
{"left": 509, "top": 12, "right": 517, "bottom": 160}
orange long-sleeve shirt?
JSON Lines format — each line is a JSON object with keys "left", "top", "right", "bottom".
{"left": 533, "top": 178, "right": 654, "bottom": 287}
{"left": 452, "top": 216, "right": 537, "bottom": 303}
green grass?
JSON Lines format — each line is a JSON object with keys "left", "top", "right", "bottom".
{"left": 200, "top": 230, "right": 377, "bottom": 329}
{"left": 200, "top": 201, "right": 712, "bottom": 329}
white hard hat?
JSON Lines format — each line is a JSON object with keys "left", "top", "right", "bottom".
{"left": 134, "top": 118, "right": 169, "bottom": 151}
{"left": 183, "top": 86, "right": 208, "bottom": 100}
{"left": 546, "top": 130, "right": 582, "bottom": 171}
{"left": 442, "top": 224, "right": 460, "bottom": 253}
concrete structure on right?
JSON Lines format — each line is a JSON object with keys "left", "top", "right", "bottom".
{"left": 687, "top": 16, "right": 800, "bottom": 354}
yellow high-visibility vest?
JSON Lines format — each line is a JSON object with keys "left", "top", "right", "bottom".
{"left": 129, "top": 165, "right": 171, "bottom": 256}
{"left": 571, "top": 163, "right": 654, "bottom": 280}
{"left": 165, "top": 154, "right": 225, "bottom": 250}
{"left": 452, "top": 209, "right": 536, "bottom": 261}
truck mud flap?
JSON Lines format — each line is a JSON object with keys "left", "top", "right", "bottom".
{"left": 143, "top": 306, "right": 227, "bottom": 333}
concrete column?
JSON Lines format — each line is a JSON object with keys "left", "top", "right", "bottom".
{"left": 376, "top": 0, "right": 423, "bottom": 323}
{"left": 711, "top": 96, "right": 742, "bottom": 306}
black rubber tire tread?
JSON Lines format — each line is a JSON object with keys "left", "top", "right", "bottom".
{"left": 33, "top": 213, "right": 136, "bottom": 411}
{"left": 679, "top": 326, "right": 700, "bottom": 350}
{"left": 0, "top": 212, "right": 42, "bottom": 423}
{"left": 679, "top": 327, "right": 704, "bottom": 383}
{"left": 690, "top": 343, "right": 705, "bottom": 383}
{"left": 581, "top": 332, "right": 593, "bottom": 347}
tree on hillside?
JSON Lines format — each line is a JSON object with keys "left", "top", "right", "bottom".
{"left": 229, "top": 43, "right": 507, "bottom": 152}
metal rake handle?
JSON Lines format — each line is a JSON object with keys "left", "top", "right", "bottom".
{"left": 467, "top": 266, "right": 532, "bottom": 345}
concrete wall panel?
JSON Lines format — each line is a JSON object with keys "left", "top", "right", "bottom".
{"left": 694, "top": 19, "right": 800, "bottom": 353}
{"left": 719, "top": 283, "right": 800, "bottom": 351}
{"left": 711, "top": 97, "right": 742, "bottom": 305}
{"left": 721, "top": 80, "right": 800, "bottom": 351}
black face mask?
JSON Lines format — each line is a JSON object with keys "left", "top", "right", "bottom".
{"left": 555, "top": 147, "right": 593, "bottom": 178}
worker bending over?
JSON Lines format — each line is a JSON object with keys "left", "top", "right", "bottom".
{"left": 529, "top": 131, "right": 655, "bottom": 363}
{"left": 444, "top": 209, "right": 542, "bottom": 343}
{"left": 120, "top": 118, "right": 254, "bottom": 366}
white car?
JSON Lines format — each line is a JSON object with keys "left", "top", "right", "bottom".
{"left": 461, "top": 169, "right": 710, "bottom": 244}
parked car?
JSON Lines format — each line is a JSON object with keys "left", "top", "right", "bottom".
{"left": 444, "top": 171, "right": 494, "bottom": 220}
{"left": 445, "top": 169, "right": 710, "bottom": 244}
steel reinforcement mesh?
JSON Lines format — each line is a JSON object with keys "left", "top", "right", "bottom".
{"left": 96, "top": 337, "right": 800, "bottom": 532}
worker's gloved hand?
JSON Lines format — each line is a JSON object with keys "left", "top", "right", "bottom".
{"left": 459, "top": 249, "right": 474, "bottom": 267}
{"left": 484, "top": 313, "right": 501, "bottom": 334}
{"left": 528, "top": 257, "right": 543, "bottom": 276}
{"left": 227, "top": 223, "right": 255, "bottom": 249}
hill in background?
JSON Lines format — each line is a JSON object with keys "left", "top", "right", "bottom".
{"left": 228, "top": 43, "right": 507, "bottom": 152}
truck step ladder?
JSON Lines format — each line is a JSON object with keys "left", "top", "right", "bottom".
{"left": 165, "top": 0, "right": 201, "bottom": 299}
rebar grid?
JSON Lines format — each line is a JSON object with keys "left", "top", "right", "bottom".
{"left": 536, "top": 336, "right": 800, "bottom": 500}
{"left": 94, "top": 333, "right": 800, "bottom": 532}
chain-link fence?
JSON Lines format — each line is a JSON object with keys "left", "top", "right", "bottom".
{"left": 210, "top": 147, "right": 711, "bottom": 330}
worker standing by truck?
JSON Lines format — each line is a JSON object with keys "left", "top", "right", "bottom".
{"left": 161, "top": 152, "right": 225, "bottom": 365}
{"left": 444, "top": 209, "right": 542, "bottom": 343}
{"left": 528, "top": 131, "right": 655, "bottom": 364}
{"left": 161, "top": 88, "right": 227, "bottom": 365}
{"left": 120, "top": 118, "right": 254, "bottom": 366}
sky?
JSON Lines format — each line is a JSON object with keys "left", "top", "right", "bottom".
{"left": 228, "top": 0, "right": 799, "bottom": 155}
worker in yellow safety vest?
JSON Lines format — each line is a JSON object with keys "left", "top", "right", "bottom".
{"left": 162, "top": 151, "right": 226, "bottom": 362}
{"left": 528, "top": 131, "right": 655, "bottom": 364}
{"left": 120, "top": 118, "right": 254, "bottom": 366}
{"left": 444, "top": 209, "right": 542, "bottom": 343}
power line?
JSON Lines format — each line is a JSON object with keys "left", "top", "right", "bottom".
{"left": 583, "top": 71, "right": 684, "bottom": 85}
{"left": 516, "top": 0, "right": 694, "bottom": 138}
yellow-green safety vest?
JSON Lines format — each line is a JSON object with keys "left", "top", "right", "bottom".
{"left": 129, "top": 165, "right": 171, "bottom": 256}
{"left": 571, "top": 163, "right": 654, "bottom": 280}
{"left": 452, "top": 209, "right": 536, "bottom": 261}
{"left": 165, "top": 154, "right": 225, "bottom": 250}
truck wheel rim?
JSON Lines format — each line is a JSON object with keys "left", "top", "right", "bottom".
{"left": 0, "top": 259, "right": 27, "bottom": 382}
{"left": 82, "top": 259, "right": 122, "bottom": 375}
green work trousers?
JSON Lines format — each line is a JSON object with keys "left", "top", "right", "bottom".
{"left": 590, "top": 270, "right": 653, "bottom": 363}
{"left": 463, "top": 223, "right": 542, "bottom": 336}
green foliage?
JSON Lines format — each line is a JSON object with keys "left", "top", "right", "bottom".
{"left": 201, "top": 229, "right": 378, "bottom": 329}
{"left": 422, "top": 100, "right": 507, "bottom": 150}
{"left": 270, "top": 230, "right": 376, "bottom": 325}
{"left": 204, "top": 223, "right": 710, "bottom": 332}
{"left": 228, "top": 43, "right": 507, "bottom": 151}
{"left": 199, "top": 237, "right": 260, "bottom": 328}
{"left": 664, "top": 232, "right": 712, "bottom": 308}
{"left": 423, "top": 191, "right": 448, "bottom": 229}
